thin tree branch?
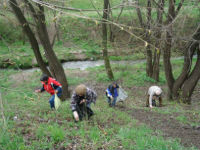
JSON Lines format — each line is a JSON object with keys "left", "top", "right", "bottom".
{"left": 175, "top": 0, "right": 185, "bottom": 16}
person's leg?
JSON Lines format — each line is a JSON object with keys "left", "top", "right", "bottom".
{"left": 152, "top": 99, "right": 156, "bottom": 107}
{"left": 86, "top": 106, "right": 94, "bottom": 119}
{"left": 107, "top": 97, "right": 111, "bottom": 106}
{"left": 111, "top": 97, "right": 117, "bottom": 107}
{"left": 159, "top": 97, "right": 162, "bottom": 107}
{"left": 49, "top": 95, "right": 55, "bottom": 109}
{"left": 76, "top": 105, "right": 83, "bottom": 121}
{"left": 146, "top": 95, "right": 149, "bottom": 107}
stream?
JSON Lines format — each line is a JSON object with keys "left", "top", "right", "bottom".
{"left": 3, "top": 56, "right": 186, "bottom": 73}
{"left": 24, "top": 59, "right": 146, "bottom": 73}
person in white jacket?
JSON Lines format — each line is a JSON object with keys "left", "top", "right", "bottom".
{"left": 146, "top": 86, "right": 162, "bottom": 108}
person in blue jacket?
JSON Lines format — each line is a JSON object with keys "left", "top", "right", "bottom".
{"left": 106, "top": 82, "right": 119, "bottom": 107}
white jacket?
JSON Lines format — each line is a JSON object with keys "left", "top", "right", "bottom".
{"left": 148, "top": 86, "right": 162, "bottom": 107}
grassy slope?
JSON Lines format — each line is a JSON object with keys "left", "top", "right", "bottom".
{"left": 0, "top": 59, "right": 199, "bottom": 150}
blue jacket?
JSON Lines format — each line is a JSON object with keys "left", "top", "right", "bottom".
{"left": 106, "top": 84, "right": 119, "bottom": 98}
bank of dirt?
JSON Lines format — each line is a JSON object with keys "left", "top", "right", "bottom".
{"left": 118, "top": 106, "right": 200, "bottom": 149}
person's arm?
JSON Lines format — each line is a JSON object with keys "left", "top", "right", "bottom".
{"left": 86, "top": 89, "right": 97, "bottom": 104}
{"left": 40, "top": 85, "right": 45, "bottom": 92}
{"left": 51, "top": 82, "right": 62, "bottom": 93}
{"left": 51, "top": 79, "right": 62, "bottom": 93}
{"left": 70, "top": 92, "right": 77, "bottom": 111}
{"left": 35, "top": 85, "right": 45, "bottom": 93}
{"left": 52, "top": 79, "right": 62, "bottom": 86}
{"left": 91, "top": 90, "right": 97, "bottom": 104}
{"left": 53, "top": 85, "right": 61, "bottom": 94}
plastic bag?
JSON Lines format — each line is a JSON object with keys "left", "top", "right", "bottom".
{"left": 116, "top": 87, "right": 128, "bottom": 103}
{"left": 54, "top": 94, "right": 61, "bottom": 110}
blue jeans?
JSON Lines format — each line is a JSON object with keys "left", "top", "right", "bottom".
{"left": 107, "top": 97, "right": 117, "bottom": 107}
{"left": 49, "top": 88, "right": 62, "bottom": 109}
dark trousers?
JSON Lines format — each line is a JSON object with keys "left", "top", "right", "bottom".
{"left": 75, "top": 103, "right": 94, "bottom": 120}
{"left": 146, "top": 95, "right": 162, "bottom": 107}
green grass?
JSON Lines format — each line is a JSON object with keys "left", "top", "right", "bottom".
{"left": 0, "top": 58, "right": 200, "bottom": 149}
{"left": 89, "top": 61, "right": 166, "bottom": 87}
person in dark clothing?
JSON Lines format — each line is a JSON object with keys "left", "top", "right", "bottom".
{"left": 71, "top": 84, "right": 97, "bottom": 121}
{"left": 35, "top": 74, "right": 62, "bottom": 109}
{"left": 106, "top": 82, "right": 119, "bottom": 107}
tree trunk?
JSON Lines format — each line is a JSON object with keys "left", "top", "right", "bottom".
{"left": 24, "top": 0, "right": 70, "bottom": 99}
{"left": 172, "top": 41, "right": 197, "bottom": 98}
{"left": 152, "top": 0, "right": 164, "bottom": 81}
{"left": 152, "top": 49, "right": 160, "bottom": 81}
{"left": 102, "top": 0, "right": 114, "bottom": 80}
{"left": 163, "top": 25, "right": 175, "bottom": 99}
{"left": 36, "top": 5, "right": 70, "bottom": 99}
{"left": 136, "top": 0, "right": 144, "bottom": 28}
{"left": 109, "top": 24, "right": 115, "bottom": 42}
{"left": 9, "top": 0, "right": 51, "bottom": 77}
{"left": 163, "top": 0, "right": 176, "bottom": 99}
{"left": 173, "top": 25, "right": 200, "bottom": 99}
{"left": 146, "top": 0, "right": 153, "bottom": 77}
{"left": 182, "top": 49, "right": 200, "bottom": 104}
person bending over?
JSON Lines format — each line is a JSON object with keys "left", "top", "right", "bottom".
{"left": 35, "top": 74, "right": 62, "bottom": 109}
{"left": 106, "top": 82, "right": 119, "bottom": 107}
{"left": 71, "top": 84, "right": 97, "bottom": 121}
{"left": 146, "top": 86, "right": 162, "bottom": 108}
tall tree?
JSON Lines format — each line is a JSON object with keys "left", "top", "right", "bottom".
{"left": 10, "top": 0, "right": 70, "bottom": 99}
{"left": 163, "top": 0, "right": 184, "bottom": 99}
{"left": 102, "top": 0, "right": 114, "bottom": 80}
{"left": 9, "top": 0, "right": 51, "bottom": 76}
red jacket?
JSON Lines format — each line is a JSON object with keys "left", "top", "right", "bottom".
{"left": 41, "top": 77, "right": 62, "bottom": 95}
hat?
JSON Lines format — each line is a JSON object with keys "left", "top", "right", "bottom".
{"left": 75, "top": 84, "right": 87, "bottom": 96}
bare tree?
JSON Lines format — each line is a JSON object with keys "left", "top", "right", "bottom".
{"left": 9, "top": 0, "right": 51, "bottom": 76}
{"left": 163, "top": 0, "right": 184, "bottom": 99}
{"left": 136, "top": 0, "right": 164, "bottom": 81}
{"left": 102, "top": 0, "right": 114, "bottom": 80}
{"left": 10, "top": 0, "right": 70, "bottom": 99}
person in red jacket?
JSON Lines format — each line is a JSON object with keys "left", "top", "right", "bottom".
{"left": 35, "top": 74, "right": 62, "bottom": 109}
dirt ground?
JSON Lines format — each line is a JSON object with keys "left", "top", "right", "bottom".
{"left": 118, "top": 106, "right": 200, "bottom": 149}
